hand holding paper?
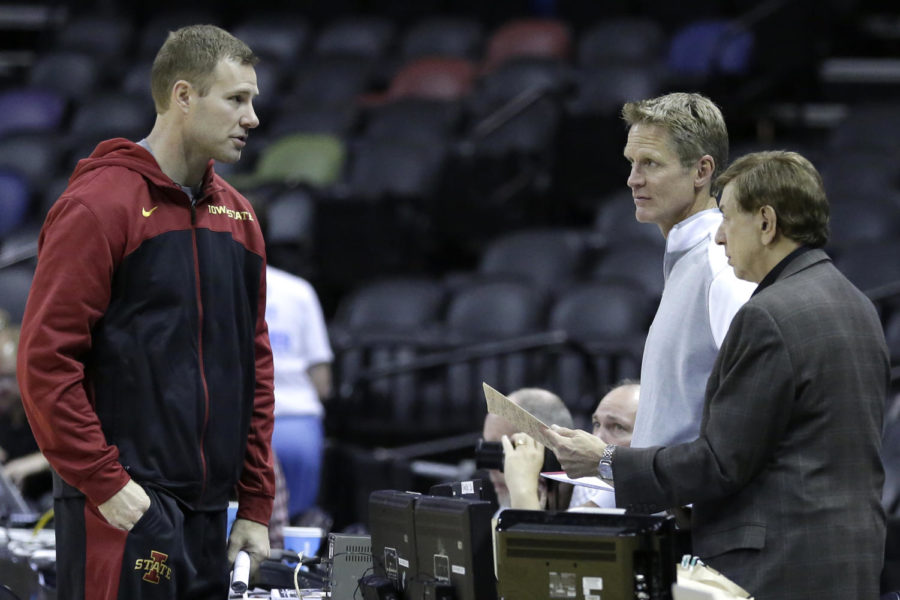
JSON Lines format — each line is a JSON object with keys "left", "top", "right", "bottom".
{"left": 482, "top": 383, "right": 608, "bottom": 480}
{"left": 543, "top": 424, "right": 609, "bottom": 479}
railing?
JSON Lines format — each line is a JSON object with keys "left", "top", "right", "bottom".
{"left": 326, "top": 328, "right": 643, "bottom": 447}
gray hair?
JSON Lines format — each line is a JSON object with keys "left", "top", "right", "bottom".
{"left": 622, "top": 92, "right": 729, "bottom": 177}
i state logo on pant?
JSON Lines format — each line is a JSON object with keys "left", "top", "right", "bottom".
{"left": 135, "top": 550, "right": 172, "bottom": 583}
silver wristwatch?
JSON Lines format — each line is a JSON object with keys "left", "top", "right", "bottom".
{"left": 598, "top": 444, "right": 617, "bottom": 482}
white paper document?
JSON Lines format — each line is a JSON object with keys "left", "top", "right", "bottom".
{"left": 540, "top": 471, "right": 614, "bottom": 491}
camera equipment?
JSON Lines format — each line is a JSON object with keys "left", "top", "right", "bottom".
{"left": 474, "top": 439, "right": 562, "bottom": 473}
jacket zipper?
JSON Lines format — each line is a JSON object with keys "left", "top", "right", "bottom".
{"left": 191, "top": 196, "right": 211, "bottom": 498}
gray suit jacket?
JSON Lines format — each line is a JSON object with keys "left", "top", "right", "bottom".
{"left": 615, "top": 249, "right": 889, "bottom": 599}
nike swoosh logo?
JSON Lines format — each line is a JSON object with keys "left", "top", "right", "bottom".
{"left": 142, "top": 206, "right": 159, "bottom": 217}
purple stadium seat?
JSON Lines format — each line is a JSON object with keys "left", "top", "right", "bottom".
{"left": 0, "top": 88, "right": 66, "bottom": 137}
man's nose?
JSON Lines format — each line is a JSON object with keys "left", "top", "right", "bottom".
{"left": 242, "top": 103, "right": 259, "bottom": 130}
{"left": 627, "top": 166, "right": 642, "bottom": 189}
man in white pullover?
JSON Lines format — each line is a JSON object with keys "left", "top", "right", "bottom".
{"left": 622, "top": 93, "right": 755, "bottom": 448}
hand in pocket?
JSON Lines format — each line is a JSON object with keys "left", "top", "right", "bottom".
{"left": 98, "top": 479, "right": 152, "bottom": 531}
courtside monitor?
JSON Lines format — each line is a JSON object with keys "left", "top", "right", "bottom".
{"left": 413, "top": 495, "right": 496, "bottom": 600}
{"left": 495, "top": 509, "right": 677, "bottom": 600}
{"left": 369, "top": 490, "right": 420, "bottom": 599}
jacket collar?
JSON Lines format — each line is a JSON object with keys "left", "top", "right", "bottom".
{"left": 753, "top": 247, "right": 830, "bottom": 296}
{"left": 71, "top": 138, "right": 223, "bottom": 202}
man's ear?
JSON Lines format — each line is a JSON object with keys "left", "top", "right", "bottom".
{"left": 694, "top": 155, "right": 715, "bottom": 190}
{"left": 760, "top": 205, "right": 778, "bottom": 244}
{"left": 173, "top": 80, "right": 192, "bottom": 113}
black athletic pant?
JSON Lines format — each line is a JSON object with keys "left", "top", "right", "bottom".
{"left": 54, "top": 487, "right": 228, "bottom": 600}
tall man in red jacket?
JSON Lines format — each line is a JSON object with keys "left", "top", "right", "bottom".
{"left": 17, "top": 25, "right": 274, "bottom": 599}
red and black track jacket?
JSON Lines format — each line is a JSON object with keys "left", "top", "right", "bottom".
{"left": 17, "top": 139, "right": 275, "bottom": 524}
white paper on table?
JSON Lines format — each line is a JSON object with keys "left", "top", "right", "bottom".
{"left": 540, "top": 471, "right": 614, "bottom": 491}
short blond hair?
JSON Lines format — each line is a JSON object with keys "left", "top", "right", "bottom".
{"left": 715, "top": 150, "right": 829, "bottom": 248}
{"left": 622, "top": 92, "right": 728, "bottom": 177}
{"left": 151, "top": 24, "right": 257, "bottom": 113}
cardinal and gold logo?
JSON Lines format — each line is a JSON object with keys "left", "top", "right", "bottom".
{"left": 135, "top": 550, "right": 172, "bottom": 583}
{"left": 141, "top": 203, "right": 254, "bottom": 221}
{"left": 207, "top": 204, "right": 253, "bottom": 221}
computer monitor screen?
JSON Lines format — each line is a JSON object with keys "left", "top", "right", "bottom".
{"left": 368, "top": 489, "right": 420, "bottom": 598}
{"left": 413, "top": 495, "right": 496, "bottom": 600}
{"left": 495, "top": 509, "right": 677, "bottom": 600}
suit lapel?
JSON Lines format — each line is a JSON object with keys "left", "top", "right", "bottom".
{"left": 774, "top": 248, "right": 830, "bottom": 283}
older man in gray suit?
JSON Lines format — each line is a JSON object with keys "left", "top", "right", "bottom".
{"left": 546, "top": 151, "right": 888, "bottom": 599}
